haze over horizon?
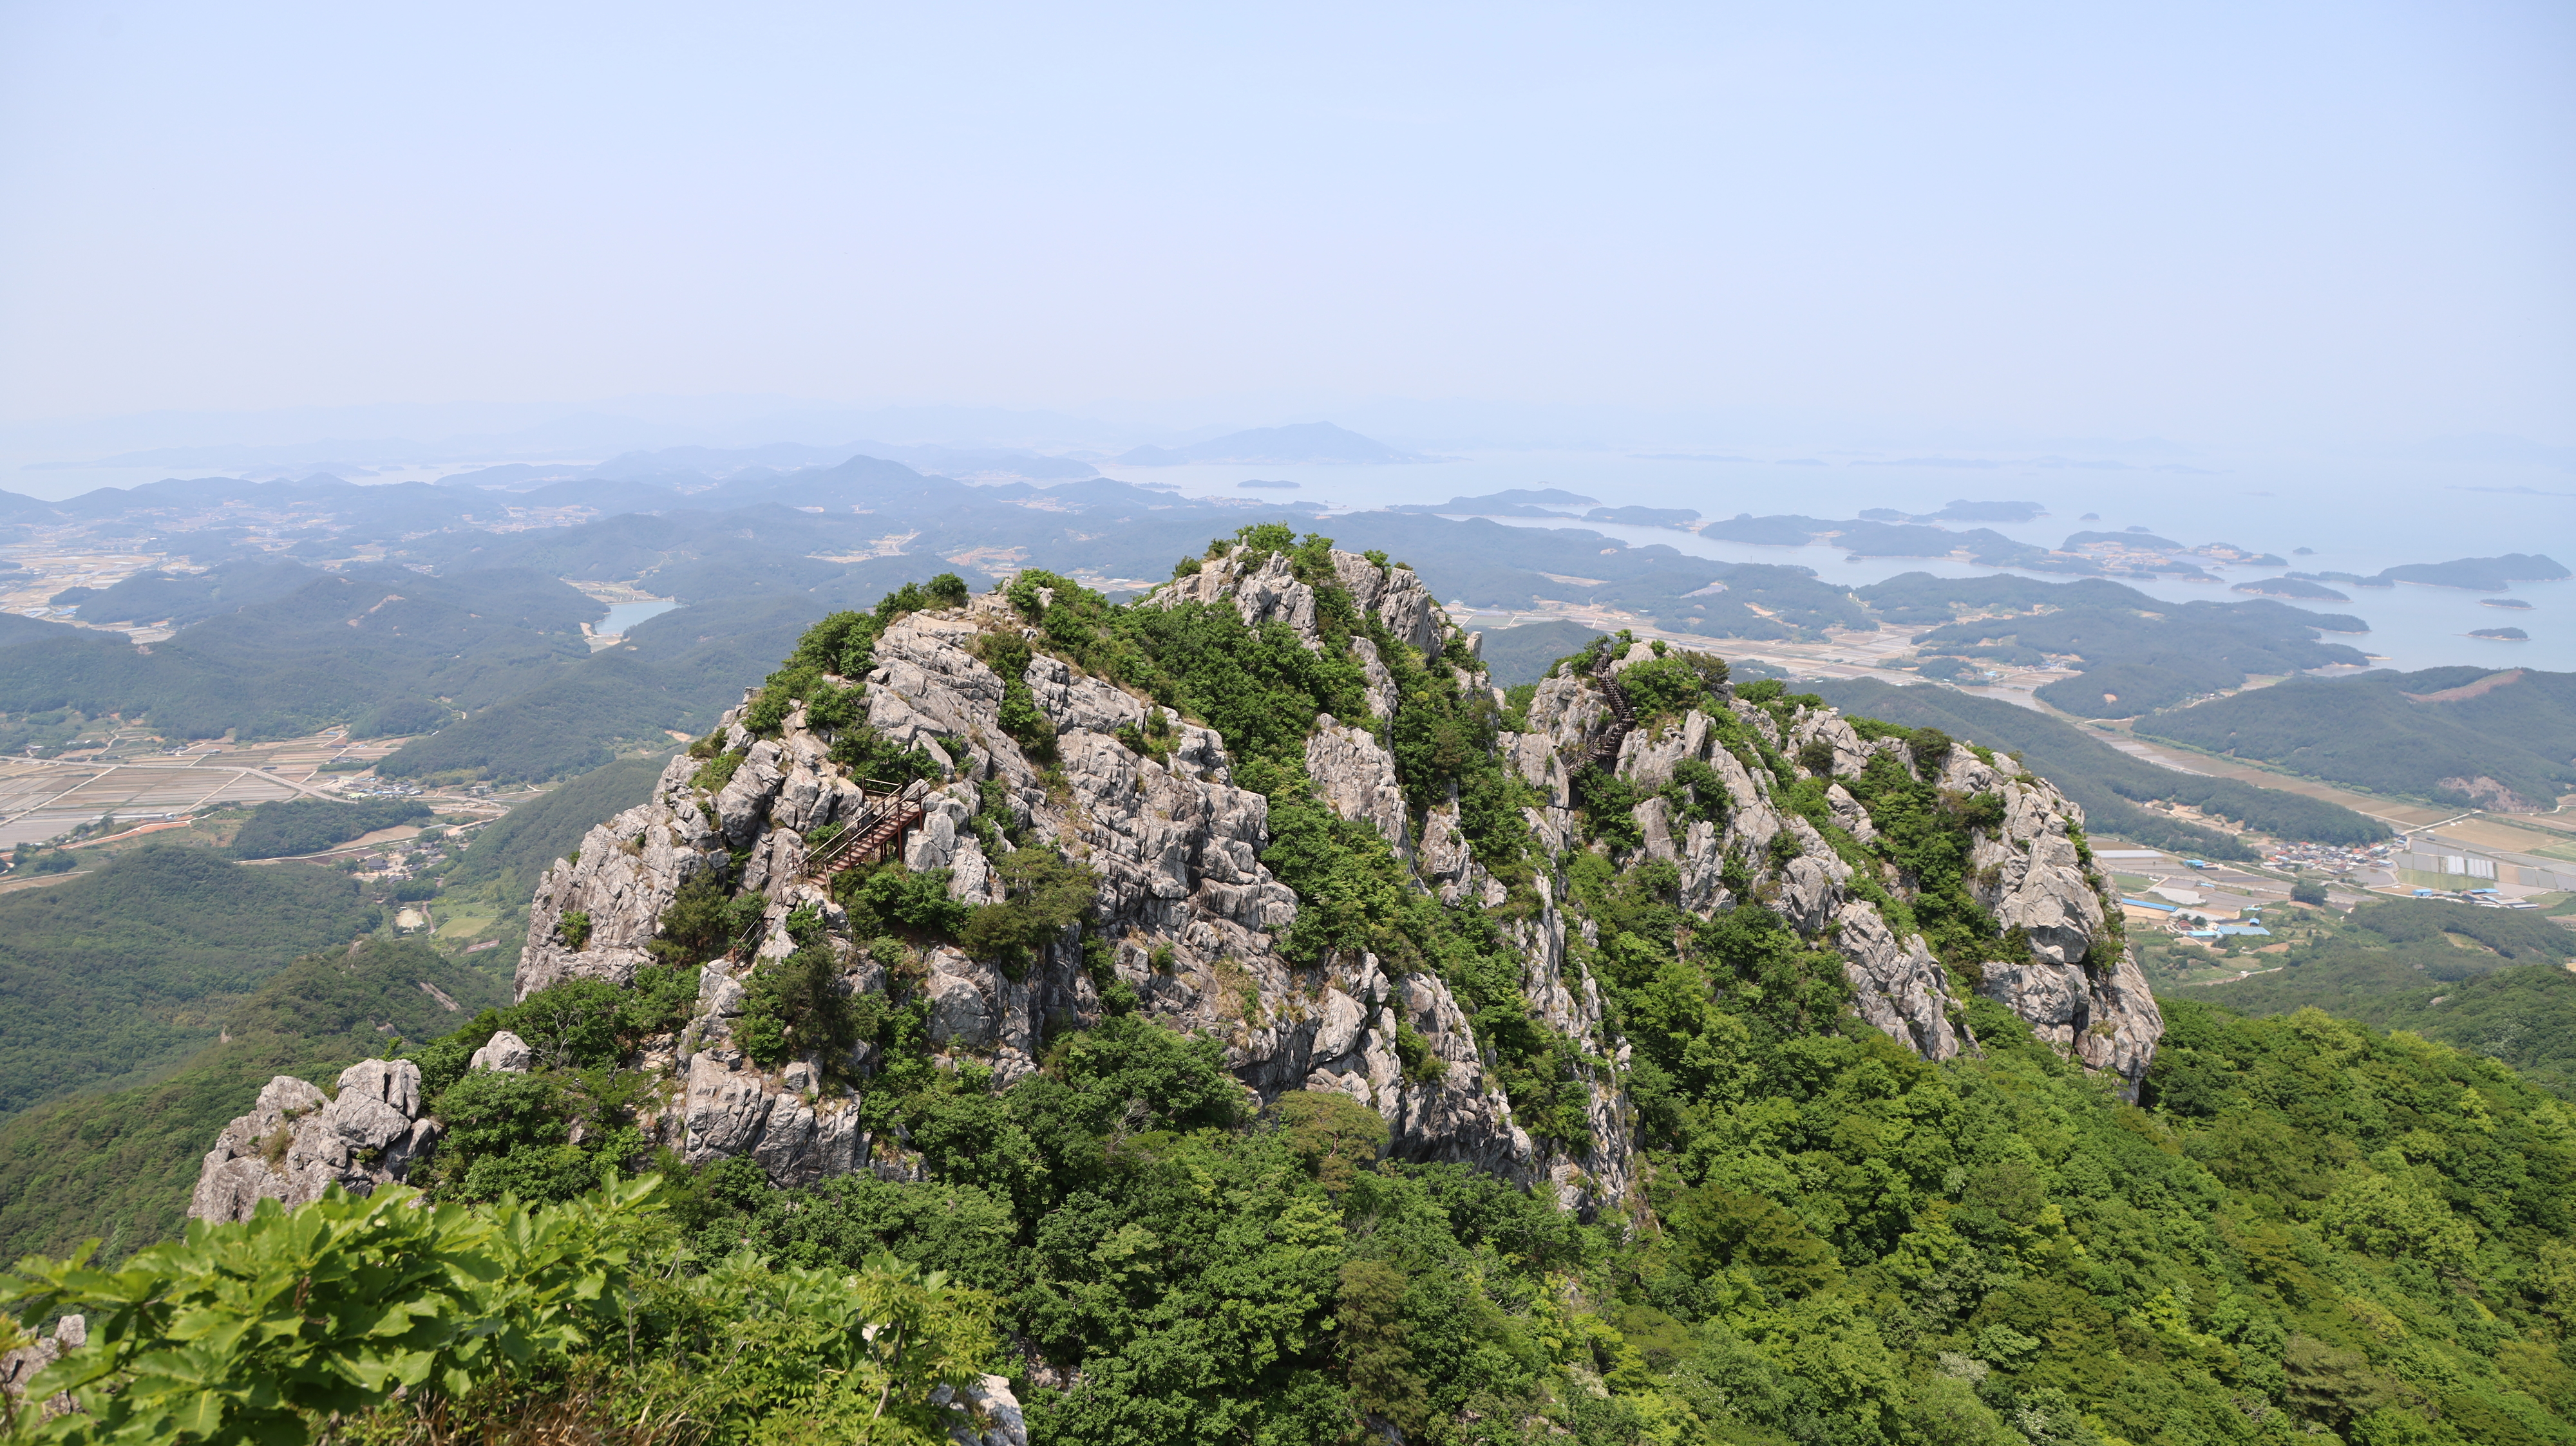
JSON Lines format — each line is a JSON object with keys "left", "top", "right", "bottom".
{"left": 3, "top": 1, "right": 2570, "bottom": 458}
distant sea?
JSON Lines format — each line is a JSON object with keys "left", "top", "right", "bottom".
{"left": 1097, "top": 449, "right": 2576, "bottom": 676}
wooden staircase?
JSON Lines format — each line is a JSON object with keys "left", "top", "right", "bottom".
{"left": 807, "top": 779, "right": 931, "bottom": 879}
{"left": 731, "top": 779, "right": 932, "bottom": 955}
{"left": 1583, "top": 652, "right": 1636, "bottom": 772}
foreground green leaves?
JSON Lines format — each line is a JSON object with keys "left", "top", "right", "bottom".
{"left": 0, "top": 1174, "right": 996, "bottom": 1445}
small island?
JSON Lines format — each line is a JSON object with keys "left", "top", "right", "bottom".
{"left": 1585, "top": 504, "right": 1701, "bottom": 529}
{"left": 2233, "top": 576, "right": 2349, "bottom": 601}
{"left": 2468, "top": 626, "right": 2530, "bottom": 641}
{"left": 2480, "top": 597, "right": 2535, "bottom": 610}
{"left": 2372, "top": 553, "right": 2568, "bottom": 590}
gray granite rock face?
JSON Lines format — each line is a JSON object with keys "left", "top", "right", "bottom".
{"left": 934, "top": 1373, "right": 1030, "bottom": 1446}
{"left": 1837, "top": 901, "right": 1960, "bottom": 1061}
{"left": 1980, "top": 950, "right": 2163, "bottom": 1098}
{"left": 189, "top": 1060, "right": 442, "bottom": 1223}
{"left": 1305, "top": 720, "right": 1412, "bottom": 858}
{"left": 194, "top": 546, "right": 2163, "bottom": 1237}
{"left": 469, "top": 1029, "right": 531, "bottom": 1073}
{"left": 0, "top": 1310, "right": 83, "bottom": 1416}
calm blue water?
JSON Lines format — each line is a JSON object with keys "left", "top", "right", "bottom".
{"left": 1096, "top": 449, "right": 2575, "bottom": 675}
{"left": 599, "top": 599, "right": 678, "bottom": 634}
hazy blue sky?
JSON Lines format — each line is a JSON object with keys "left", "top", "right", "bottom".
{"left": 1, "top": 1, "right": 2568, "bottom": 446}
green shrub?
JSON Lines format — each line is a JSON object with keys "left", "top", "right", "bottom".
{"left": 1573, "top": 764, "right": 1643, "bottom": 850}
{"left": 835, "top": 861, "right": 972, "bottom": 939}
{"left": 429, "top": 1069, "right": 568, "bottom": 1173}
{"left": 647, "top": 866, "right": 765, "bottom": 965}
{"left": 958, "top": 847, "right": 1099, "bottom": 981}
{"left": 1392, "top": 1022, "right": 1447, "bottom": 1083}
{"left": 828, "top": 724, "right": 942, "bottom": 787}
{"left": 802, "top": 680, "right": 863, "bottom": 730}
{"left": 971, "top": 631, "right": 1057, "bottom": 762}
{"left": 557, "top": 910, "right": 591, "bottom": 949}
{"left": 0, "top": 1177, "right": 995, "bottom": 1441}
{"left": 738, "top": 943, "right": 858, "bottom": 1069}
{"left": 1617, "top": 652, "right": 1727, "bottom": 726}
{"left": 691, "top": 748, "right": 744, "bottom": 794}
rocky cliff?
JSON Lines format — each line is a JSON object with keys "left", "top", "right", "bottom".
{"left": 193, "top": 540, "right": 2161, "bottom": 1226}
{"left": 189, "top": 1060, "right": 440, "bottom": 1223}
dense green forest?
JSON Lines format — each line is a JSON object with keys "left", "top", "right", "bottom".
{"left": 2145, "top": 899, "right": 2576, "bottom": 1098}
{"left": 12, "top": 975, "right": 2570, "bottom": 1443}
{"left": 374, "top": 595, "right": 824, "bottom": 783}
{"left": 1808, "top": 679, "right": 2387, "bottom": 853}
{"left": 1481, "top": 619, "right": 1613, "bottom": 685}
{"left": 50, "top": 556, "right": 317, "bottom": 628}
{"left": 0, "top": 847, "right": 384, "bottom": 1118}
{"left": 0, "top": 565, "right": 606, "bottom": 741}
{"left": 444, "top": 751, "right": 675, "bottom": 900}
{"left": 0, "top": 494, "right": 2569, "bottom": 1441}
{"left": 2137, "top": 667, "right": 2576, "bottom": 810}
{"left": 226, "top": 797, "right": 434, "bottom": 859}
{"left": 0, "top": 938, "right": 504, "bottom": 1265}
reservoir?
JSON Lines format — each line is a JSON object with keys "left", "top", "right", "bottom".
{"left": 599, "top": 598, "right": 679, "bottom": 635}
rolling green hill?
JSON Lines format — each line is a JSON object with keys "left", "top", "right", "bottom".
{"left": 0, "top": 938, "right": 504, "bottom": 1264}
{"left": 227, "top": 797, "right": 435, "bottom": 859}
{"left": 2150, "top": 899, "right": 2576, "bottom": 1097}
{"left": 0, "top": 847, "right": 386, "bottom": 1118}
{"left": 375, "top": 595, "right": 822, "bottom": 784}
{"left": 1856, "top": 574, "right": 2372, "bottom": 718}
{"left": 1475, "top": 620, "right": 1607, "bottom": 686}
{"left": 1808, "top": 679, "right": 2388, "bottom": 852}
{"left": 0, "top": 565, "right": 598, "bottom": 740}
{"left": 446, "top": 751, "right": 676, "bottom": 900}
{"left": 2137, "top": 666, "right": 2576, "bottom": 809}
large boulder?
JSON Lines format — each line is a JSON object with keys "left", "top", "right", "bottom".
{"left": 189, "top": 1060, "right": 440, "bottom": 1223}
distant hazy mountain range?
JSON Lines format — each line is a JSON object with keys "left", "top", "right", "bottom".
{"left": 0, "top": 443, "right": 2557, "bottom": 836}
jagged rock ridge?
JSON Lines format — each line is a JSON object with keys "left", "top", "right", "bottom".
{"left": 193, "top": 543, "right": 2159, "bottom": 1228}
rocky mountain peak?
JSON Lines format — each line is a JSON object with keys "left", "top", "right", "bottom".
{"left": 192, "top": 538, "right": 2162, "bottom": 1227}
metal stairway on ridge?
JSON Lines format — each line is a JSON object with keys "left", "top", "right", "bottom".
{"left": 1582, "top": 649, "right": 1636, "bottom": 772}
{"left": 806, "top": 776, "right": 933, "bottom": 879}
{"left": 732, "top": 778, "right": 934, "bottom": 955}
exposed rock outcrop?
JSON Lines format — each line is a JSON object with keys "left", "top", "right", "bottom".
{"left": 193, "top": 544, "right": 2165, "bottom": 1246}
{"left": 189, "top": 1061, "right": 440, "bottom": 1223}
{"left": 1305, "top": 719, "right": 1411, "bottom": 858}
{"left": 934, "top": 1373, "right": 1031, "bottom": 1446}
{"left": 0, "top": 1312, "right": 82, "bottom": 1418}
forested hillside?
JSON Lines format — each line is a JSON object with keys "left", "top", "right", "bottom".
{"left": 226, "top": 796, "right": 433, "bottom": 859}
{"left": 444, "top": 751, "right": 676, "bottom": 901}
{"left": 2138, "top": 667, "right": 2576, "bottom": 810}
{"left": 0, "top": 937, "right": 502, "bottom": 1264}
{"left": 2151, "top": 899, "right": 2576, "bottom": 1098}
{"left": 0, "top": 457, "right": 2501, "bottom": 796}
{"left": 5, "top": 539, "right": 2570, "bottom": 1445}
{"left": 1808, "top": 679, "right": 2388, "bottom": 854}
{"left": 1852, "top": 574, "right": 2371, "bottom": 719}
{"left": 0, "top": 847, "right": 384, "bottom": 1116}
{"left": 0, "top": 565, "right": 599, "bottom": 740}
{"left": 13, "top": 919, "right": 2571, "bottom": 1441}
